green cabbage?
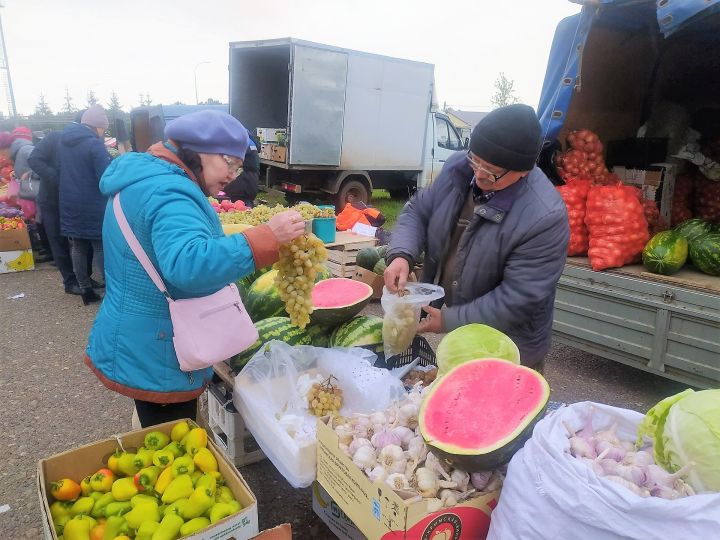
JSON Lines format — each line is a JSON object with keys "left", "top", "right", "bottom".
{"left": 637, "top": 388, "right": 720, "bottom": 493}
{"left": 436, "top": 324, "right": 520, "bottom": 375}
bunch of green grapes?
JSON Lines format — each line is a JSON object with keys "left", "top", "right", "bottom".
{"left": 274, "top": 233, "right": 328, "bottom": 329}
{"left": 294, "top": 203, "right": 319, "bottom": 221}
{"left": 382, "top": 300, "right": 418, "bottom": 354}
{"left": 307, "top": 377, "right": 343, "bottom": 417}
{"left": 316, "top": 207, "right": 336, "bottom": 218}
{"left": 218, "top": 212, "right": 251, "bottom": 224}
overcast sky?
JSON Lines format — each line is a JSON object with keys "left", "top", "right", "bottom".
{"left": 1, "top": 0, "right": 580, "bottom": 116}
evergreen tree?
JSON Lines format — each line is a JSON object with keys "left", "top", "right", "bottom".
{"left": 107, "top": 90, "right": 123, "bottom": 114}
{"left": 62, "top": 87, "right": 77, "bottom": 114}
{"left": 86, "top": 90, "right": 99, "bottom": 108}
{"left": 34, "top": 94, "right": 53, "bottom": 117}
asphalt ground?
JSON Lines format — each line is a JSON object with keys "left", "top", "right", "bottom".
{"left": 0, "top": 262, "right": 690, "bottom": 539}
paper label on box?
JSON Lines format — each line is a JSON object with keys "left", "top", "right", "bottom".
{"left": 351, "top": 223, "right": 377, "bottom": 237}
{"left": 312, "top": 482, "right": 366, "bottom": 540}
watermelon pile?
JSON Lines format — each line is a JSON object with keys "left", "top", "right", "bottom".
{"left": 356, "top": 245, "right": 388, "bottom": 274}
{"left": 642, "top": 231, "right": 688, "bottom": 275}
{"left": 230, "top": 269, "right": 377, "bottom": 372}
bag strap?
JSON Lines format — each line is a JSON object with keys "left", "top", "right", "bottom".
{"left": 112, "top": 194, "right": 173, "bottom": 301}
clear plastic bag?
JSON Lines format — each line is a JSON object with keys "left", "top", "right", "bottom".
{"left": 232, "top": 340, "right": 406, "bottom": 487}
{"left": 380, "top": 283, "right": 444, "bottom": 358}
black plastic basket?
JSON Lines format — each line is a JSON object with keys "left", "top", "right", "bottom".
{"left": 373, "top": 335, "right": 436, "bottom": 370}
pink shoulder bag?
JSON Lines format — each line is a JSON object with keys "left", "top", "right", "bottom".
{"left": 113, "top": 194, "right": 259, "bottom": 372}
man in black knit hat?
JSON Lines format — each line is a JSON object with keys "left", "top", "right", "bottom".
{"left": 384, "top": 104, "right": 569, "bottom": 371}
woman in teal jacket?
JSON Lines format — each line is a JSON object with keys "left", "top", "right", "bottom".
{"left": 85, "top": 111, "right": 305, "bottom": 427}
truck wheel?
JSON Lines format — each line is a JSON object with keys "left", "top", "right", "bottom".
{"left": 336, "top": 178, "right": 370, "bottom": 209}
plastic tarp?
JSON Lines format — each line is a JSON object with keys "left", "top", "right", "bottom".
{"left": 538, "top": 0, "right": 718, "bottom": 144}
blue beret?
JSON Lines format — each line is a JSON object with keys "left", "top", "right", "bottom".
{"left": 164, "top": 110, "right": 249, "bottom": 159}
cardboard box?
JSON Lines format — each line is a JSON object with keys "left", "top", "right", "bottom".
{"left": 0, "top": 249, "right": 34, "bottom": 273}
{"left": 38, "top": 420, "right": 260, "bottom": 540}
{"left": 312, "top": 481, "right": 366, "bottom": 540}
{"left": 271, "top": 146, "right": 287, "bottom": 163}
{"left": 613, "top": 163, "right": 676, "bottom": 225}
{"left": 316, "top": 419, "right": 499, "bottom": 540}
{"left": 251, "top": 524, "right": 292, "bottom": 539}
{"left": 260, "top": 143, "right": 274, "bottom": 160}
{"left": 0, "top": 226, "right": 32, "bottom": 251}
{"left": 353, "top": 267, "right": 385, "bottom": 299}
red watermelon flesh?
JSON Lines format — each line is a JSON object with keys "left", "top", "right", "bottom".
{"left": 310, "top": 278, "right": 373, "bottom": 326}
{"left": 419, "top": 358, "right": 550, "bottom": 470}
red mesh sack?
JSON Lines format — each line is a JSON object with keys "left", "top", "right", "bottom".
{"left": 585, "top": 185, "right": 650, "bottom": 271}
{"left": 557, "top": 178, "right": 591, "bottom": 256}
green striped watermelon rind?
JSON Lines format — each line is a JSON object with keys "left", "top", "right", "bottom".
{"left": 674, "top": 218, "right": 714, "bottom": 244}
{"left": 688, "top": 232, "right": 720, "bottom": 277}
{"left": 330, "top": 315, "right": 384, "bottom": 352}
{"left": 642, "top": 230, "right": 688, "bottom": 275}
{"left": 228, "top": 316, "right": 311, "bottom": 371}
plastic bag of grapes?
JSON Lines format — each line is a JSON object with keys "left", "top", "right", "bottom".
{"left": 380, "top": 283, "right": 444, "bottom": 358}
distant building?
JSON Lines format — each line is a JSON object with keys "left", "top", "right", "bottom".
{"left": 445, "top": 108, "right": 489, "bottom": 141}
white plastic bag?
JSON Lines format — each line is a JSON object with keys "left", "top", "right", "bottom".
{"left": 487, "top": 402, "right": 720, "bottom": 540}
{"left": 232, "top": 340, "right": 406, "bottom": 487}
{"left": 380, "top": 283, "right": 444, "bottom": 357}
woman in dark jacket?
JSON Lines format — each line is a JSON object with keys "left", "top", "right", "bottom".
{"left": 58, "top": 105, "right": 112, "bottom": 304}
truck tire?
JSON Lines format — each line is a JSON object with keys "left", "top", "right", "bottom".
{"left": 336, "top": 178, "right": 370, "bottom": 209}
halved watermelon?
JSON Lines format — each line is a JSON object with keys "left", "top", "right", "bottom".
{"left": 310, "top": 278, "right": 373, "bottom": 326}
{"left": 419, "top": 358, "right": 550, "bottom": 470}
{"left": 436, "top": 324, "right": 520, "bottom": 375}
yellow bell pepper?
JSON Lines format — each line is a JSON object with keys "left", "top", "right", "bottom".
{"left": 163, "top": 497, "right": 188, "bottom": 518}
{"left": 116, "top": 453, "right": 141, "bottom": 477}
{"left": 135, "top": 520, "right": 160, "bottom": 540}
{"left": 143, "top": 430, "right": 170, "bottom": 451}
{"left": 89, "top": 469, "right": 115, "bottom": 493}
{"left": 195, "top": 474, "right": 217, "bottom": 496}
{"left": 110, "top": 477, "right": 137, "bottom": 502}
{"left": 215, "top": 485, "right": 236, "bottom": 504}
{"left": 123, "top": 500, "right": 160, "bottom": 529}
{"left": 171, "top": 455, "right": 195, "bottom": 478}
{"left": 162, "top": 441, "right": 185, "bottom": 458}
{"left": 134, "top": 447, "right": 154, "bottom": 469}
{"left": 184, "top": 428, "right": 208, "bottom": 456}
{"left": 170, "top": 420, "right": 190, "bottom": 442}
{"left": 106, "top": 449, "right": 123, "bottom": 476}
{"left": 70, "top": 496, "right": 95, "bottom": 516}
{"left": 62, "top": 515, "right": 97, "bottom": 540}
{"left": 151, "top": 449, "right": 175, "bottom": 469}
{"left": 179, "top": 516, "right": 211, "bottom": 536}
{"left": 101, "top": 515, "right": 130, "bottom": 540}
{"left": 209, "top": 500, "right": 241, "bottom": 524}
{"left": 103, "top": 501, "right": 132, "bottom": 517}
{"left": 161, "top": 474, "right": 194, "bottom": 504}
{"left": 50, "top": 500, "right": 74, "bottom": 521}
{"left": 130, "top": 493, "right": 159, "bottom": 508}
{"left": 193, "top": 447, "right": 218, "bottom": 473}
{"left": 134, "top": 465, "right": 161, "bottom": 492}
{"left": 181, "top": 486, "right": 215, "bottom": 520}
{"left": 152, "top": 513, "right": 184, "bottom": 540}
{"left": 80, "top": 476, "right": 93, "bottom": 497}
{"left": 154, "top": 466, "right": 174, "bottom": 495}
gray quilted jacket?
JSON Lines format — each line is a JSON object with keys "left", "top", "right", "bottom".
{"left": 388, "top": 151, "right": 569, "bottom": 366}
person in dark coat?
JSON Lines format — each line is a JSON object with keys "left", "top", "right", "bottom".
{"left": 384, "top": 105, "right": 570, "bottom": 371}
{"left": 58, "top": 105, "right": 112, "bottom": 304}
{"left": 28, "top": 113, "right": 87, "bottom": 295}
{"left": 223, "top": 130, "right": 260, "bottom": 206}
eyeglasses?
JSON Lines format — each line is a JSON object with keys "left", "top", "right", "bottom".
{"left": 466, "top": 151, "right": 509, "bottom": 183}
{"left": 222, "top": 155, "right": 244, "bottom": 176}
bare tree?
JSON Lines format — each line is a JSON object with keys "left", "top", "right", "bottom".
{"left": 490, "top": 73, "right": 519, "bottom": 108}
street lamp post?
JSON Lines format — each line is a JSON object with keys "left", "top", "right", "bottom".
{"left": 194, "top": 61, "right": 211, "bottom": 105}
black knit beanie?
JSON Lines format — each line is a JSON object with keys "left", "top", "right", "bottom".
{"left": 469, "top": 104, "right": 542, "bottom": 171}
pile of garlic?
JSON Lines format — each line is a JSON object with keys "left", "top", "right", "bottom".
{"left": 332, "top": 384, "right": 504, "bottom": 512}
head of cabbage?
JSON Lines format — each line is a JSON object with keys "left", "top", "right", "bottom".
{"left": 636, "top": 388, "right": 720, "bottom": 493}
{"left": 436, "top": 323, "right": 520, "bottom": 375}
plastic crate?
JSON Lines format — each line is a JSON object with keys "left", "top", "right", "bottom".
{"left": 373, "top": 335, "right": 436, "bottom": 370}
{"left": 207, "top": 381, "right": 265, "bottom": 467}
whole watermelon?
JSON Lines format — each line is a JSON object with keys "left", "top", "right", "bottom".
{"left": 245, "top": 266, "right": 332, "bottom": 322}
{"left": 228, "top": 317, "right": 311, "bottom": 371}
{"left": 688, "top": 233, "right": 720, "bottom": 276}
{"left": 236, "top": 266, "right": 271, "bottom": 303}
{"left": 356, "top": 247, "right": 380, "bottom": 271}
{"left": 306, "top": 323, "right": 333, "bottom": 347}
{"left": 330, "top": 315, "right": 384, "bottom": 352}
{"left": 373, "top": 259, "right": 387, "bottom": 275}
{"left": 674, "top": 218, "right": 714, "bottom": 243}
{"left": 642, "top": 231, "right": 688, "bottom": 275}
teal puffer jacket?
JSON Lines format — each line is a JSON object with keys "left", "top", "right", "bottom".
{"left": 86, "top": 149, "right": 273, "bottom": 402}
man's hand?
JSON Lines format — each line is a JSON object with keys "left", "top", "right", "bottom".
{"left": 383, "top": 257, "right": 410, "bottom": 293}
{"left": 417, "top": 305, "right": 442, "bottom": 334}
